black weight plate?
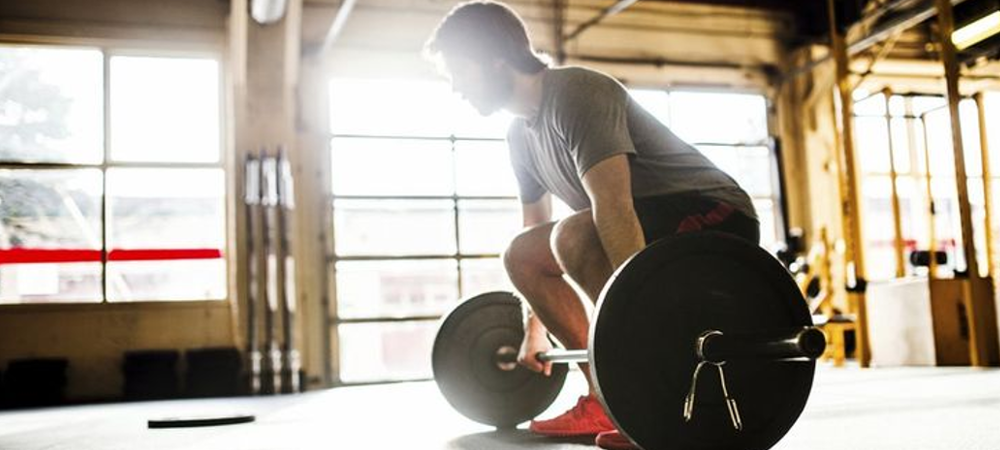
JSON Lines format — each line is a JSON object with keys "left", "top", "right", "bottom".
{"left": 433, "top": 291, "right": 568, "bottom": 428}
{"left": 591, "top": 232, "right": 815, "bottom": 450}
{"left": 148, "top": 414, "right": 255, "bottom": 428}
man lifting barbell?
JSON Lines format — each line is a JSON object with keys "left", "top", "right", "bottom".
{"left": 426, "top": 2, "right": 760, "bottom": 448}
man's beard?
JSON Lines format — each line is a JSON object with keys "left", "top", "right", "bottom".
{"left": 471, "top": 66, "right": 513, "bottom": 116}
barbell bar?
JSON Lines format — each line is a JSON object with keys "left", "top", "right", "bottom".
{"left": 495, "top": 326, "right": 826, "bottom": 369}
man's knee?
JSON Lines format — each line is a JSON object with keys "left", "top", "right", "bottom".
{"left": 550, "top": 210, "right": 600, "bottom": 271}
{"left": 503, "top": 223, "right": 557, "bottom": 282}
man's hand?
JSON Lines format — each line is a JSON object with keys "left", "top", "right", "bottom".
{"left": 518, "top": 315, "right": 554, "bottom": 376}
{"left": 581, "top": 154, "right": 646, "bottom": 269}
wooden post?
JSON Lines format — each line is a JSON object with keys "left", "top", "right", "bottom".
{"left": 935, "top": 0, "right": 999, "bottom": 366}
{"left": 976, "top": 93, "right": 996, "bottom": 276}
{"left": 827, "top": 0, "right": 871, "bottom": 367}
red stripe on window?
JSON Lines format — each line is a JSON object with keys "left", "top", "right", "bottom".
{"left": 0, "top": 248, "right": 223, "bottom": 264}
{"left": 0, "top": 249, "right": 103, "bottom": 264}
{"left": 108, "top": 249, "right": 223, "bottom": 262}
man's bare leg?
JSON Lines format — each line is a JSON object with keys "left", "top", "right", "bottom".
{"left": 504, "top": 222, "right": 595, "bottom": 392}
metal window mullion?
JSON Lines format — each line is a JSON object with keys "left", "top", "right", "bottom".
{"left": 881, "top": 89, "right": 907, "bottom": 278}
{"left": 855, "top": 113, "right": 928, "bottom": 120}
{"left": 101, "top": 49, "right": 111, "bottom": 304}
{"left": 331, "top": 194, "right": 518, "bottom": 201}
{"left": 0, "top": 161, "right": 224, "bottom": 170}
{"left": 0, "top": 162, "right": 100, "bottom": 169}
{"left": 450, "top": 136, "right": 465, "bottom": 298}
{"left": 108, "top": 161, "right": 226, "bottom": 169}
{"left": 333, "top": 316, "right": 442, "bottom": 325}
{"left": 690, "top": 141, "right": 771, "bottom": 148}
{"left": 331, "top": 133, "right": 504, "bottom": 143}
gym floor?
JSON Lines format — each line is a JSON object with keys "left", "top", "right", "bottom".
{"left": 1, "top": 364, "right": 997, "bottom": 450}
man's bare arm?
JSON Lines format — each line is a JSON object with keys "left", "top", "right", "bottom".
{"left": 581, "top": 155, "right": 646, "bottom": 269}
{"left": 521, "top": 192, "right": 552, "bottom": 228}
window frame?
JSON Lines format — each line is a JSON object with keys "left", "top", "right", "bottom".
{"left": 324, "top": 79, "right": 786, "bottom": 385}
{"left": 852, "top": 91, "right": 993, "bottom": 281}
{"left": 327, "top": 132, "right": 517, "bottom": 384}
{"left": 628, "top": 85, "right": 787, "bottom": 248}
{"left": 0, "top": 41, "right": 230, "bottom": 307}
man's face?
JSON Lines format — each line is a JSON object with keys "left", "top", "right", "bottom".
{"left": 443, "top": 54, "right": 513, "bottom": 116}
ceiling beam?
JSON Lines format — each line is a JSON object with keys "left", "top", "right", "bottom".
{"left": 565, "top": 0, "right": 641, "bottom": 42}
{"left": 319, "top": 0, "right": 359, "bottom": 54}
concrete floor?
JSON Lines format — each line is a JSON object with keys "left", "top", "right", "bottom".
{"left": 0, "top": 363, "right": 998, "bottom": 450}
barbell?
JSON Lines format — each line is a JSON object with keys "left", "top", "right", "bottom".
{"left": 432, "top": 231, "right": 825, "bottom": 450}
{"left": 505, "top": 326, "right": 825, "bottom": 366}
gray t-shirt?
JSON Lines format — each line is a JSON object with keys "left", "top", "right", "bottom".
{"left": 506, "top": 66, "right": 757, "bottom": 221}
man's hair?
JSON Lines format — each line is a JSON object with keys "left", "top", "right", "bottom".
{"left": 424, "top": 1, "right": 549, "bottom": 74}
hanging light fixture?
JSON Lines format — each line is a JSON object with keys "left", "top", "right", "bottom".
{"left": 952, "top": 5, "right": 1000, "bottom": 51}
{"left": 250, "top": 0, "right": 288, "bottom": 25}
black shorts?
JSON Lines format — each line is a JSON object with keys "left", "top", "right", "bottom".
{"left": 633, "top": 193, "right": 760, "bottom": 245}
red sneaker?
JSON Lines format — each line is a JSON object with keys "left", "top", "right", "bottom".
{"left": 528, "top": 395, "right": 616, "bottom": 437}
{"left": 596, "top": 430, "right": 640, "bottom": 450}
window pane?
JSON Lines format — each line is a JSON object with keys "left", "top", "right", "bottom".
{"left": 697, "top": 145, "right": 773, "bottom": 196}
{"left": 986, "top": 93, "right": 1000, "bottom": 175}
{"left": 930, "top": 177, "right": 964, "bottom": 275}
{"left": 754, "top": 198, "right": 778, "bottom": 251}
{"left": 853, "top": 92, "right": 886, "bottom": 116}
{"left": 967, "top": 177, "right": 989, "bottom": 277}
{"left": 896, "top": 177, "right": 927, "bottom": 254}
{"left": 862, "top": 176, "right": 898, "bottom": 280}
{"left": 460, "top": 258, "right": 512, "bottom": 298}
{"left": 735, "top": 147, "right": 775, "bottom": 197}
{"left": 0, "top": 169, "right": 102, "bottom": 247}
{"left": 888, "top": 95, "right": 906, "bottom": 117}
{"left": 110, "top": 56, "right": 220, "bottom": 163}
{"left": 458, "top": 199, "right": 520, "bottom": 255}
{"left": 329, "top": 78, "right": 509, "bottom": 138}
{"left": 908, "top": 118, "right": 927, "bottom": 175}
{"left": 860, "top": 176, "right": 931, "bottom": 278}
{"left": 331, "top": 138, "right": 453, "bottom": 196}
{"left": 911, "top": 96, "right": 946, "bottom": 116}
{"left": 335, "top": 259, "right": 458, "bottom": 319}
{"left": 334, "top": 199, "right": 456, "bottom": 256}
{"left": 108, "top": 259, "right": 225, "bottom": 302}
{"left": 552, "top": 197, "right": 574, "bottom": 220}
{"left": 629, "top": 89, "right": 670, "bottom": 126}
{"left": 698, "top": 146, "right": 739, "bottom": 178}
{"left": 0, "top": 46, "right": 103, "bottom": 164}
{"left": 991, "top": 178, "right": 1000, "bottom": 272}
{"left": 337, "top": 320, "right": 437, "bottom": 383}
{"left": 960, "top": 99, "right": 983, "bottom": 177}
{"left": 453, "top": 104, "right": 512, "bottom": 139}
{"left": 106, "top": 168, "right": 226, "bottom": 301}
{"left": 855, "top": 117, "right": 891, "bottom": 174}
{"left": 668, "top": 92, "right": 767, "bottom": 144}
{"left": 924, "top": 109, "right": 956, "bottom": 177}
{"left": 0, "top": 169, "right": 102, "bottom": 302}
{"left": 0, "top": 263, "right": 102, "bottom": 304}
{"left": 889, "top": 118, "right": 911, "bottom": 173}
{"left": 454, "top": 141, "right": 519, "bottom": 197}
